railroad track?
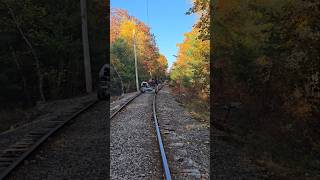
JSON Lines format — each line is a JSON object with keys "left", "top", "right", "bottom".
{"left": 0, "top": 100, "right": 100, "bottom": 179}
{"left": 111, "top": 84, "right": 172, "bottom": 180}
{"left": 1, "top": 84, "right": 170, "bottom": 179}
{"left": 110, "top": 92, "right": 142, "bottom": 119}
{"left": 153, "top": 84, "right": 172, "bottom": 180}
{"left": 110, "top": 83, "right": 163, "bottom": 119}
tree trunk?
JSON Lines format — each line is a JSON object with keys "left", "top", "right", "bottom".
{"left": 57, "top": 60, "right": 65, "bottom": 98}
{"left": 5, "top": 2, "right": 46, "bottom": 102}
{"left": 80, "top": 0, "right": 93, "bottom": 93}
{"left": 10, "top": 46, "right": 32, "bottom": 106}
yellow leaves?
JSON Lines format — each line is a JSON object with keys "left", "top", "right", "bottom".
{"left": 111, "top": 8, "right": 166, "bottom": 79}
{"left": 119, "top": 19, "right": 135, "bottom": 43}
{"left": 157, "top": 54, "right": 168, "bottom": 69}
{"left": 174, "top": 28, "right": 209, "bottom": 73}
{"left": 155, "top": 54, "right": 168, "bottom": 76}
{"left": 118, "top": 19, "right": 149, "bottom": 47}
{"left": 116, "top": 17, "right": 155, "bottom": 60}
{"left": 170, "top": 27, "right": 210, "bottom": 99}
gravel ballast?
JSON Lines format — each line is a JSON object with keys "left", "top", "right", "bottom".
{"left": 6, "top": 101, "right": 108, "bottom": 179}
{"left": 157, "top": 86, "right": 209, "bottom": 180}
{"left": 111, "top": 92, "right": 162, "bottom": 179}
{"left": 0, "top": 94, "right": 96, "bottom": 154}
{"left": 158, "top": 85, "right": 270, "bottom": 179}
{"left": 110, "top": 92, "right": 140, "bottom": 115}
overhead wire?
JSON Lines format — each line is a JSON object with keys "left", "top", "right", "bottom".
{"left": 146, "top": 0, "right": 149, "bottom": 26}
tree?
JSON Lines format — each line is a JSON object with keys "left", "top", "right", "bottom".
{"left": 0, "top": 0, "right": 105, "bottom": 106}
{"left": 211, "top": 0, "right": 320, "bottom": 172}
{"left": 110, "top": 8, "right": 167, "bottom": 94}
{"left": 187, "top": 0, "right": 210, "bottom": 40}
{"left": 80, "top": 0, "right": 92, "bottom": 93}
{"left": 170, "top": 28, "right": 210, "bottom": 100}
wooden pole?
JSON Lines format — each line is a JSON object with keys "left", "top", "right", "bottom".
{"left": 133, "top": 29, "right": 139, "bottom": 92}
{"left": 80, "top": 0, "right": 92, "bottom": 93}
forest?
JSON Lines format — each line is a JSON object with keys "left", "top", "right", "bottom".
{"left": 169, "top": 0, "right": 319, "bottom": 176}
{"left": 110, "top": 8, "right": 168, "bottom": 96}
{"left": 0, "top": 0, "right": 319, "bottom": 176}
{"left": 0, "top": 0, "right": 106, "bottom": 131}
{"left": 211, "top": 0, "right": 320, "bottom": 176}
{"left": 169, "top": 0, "right": 210, "bottom": 123}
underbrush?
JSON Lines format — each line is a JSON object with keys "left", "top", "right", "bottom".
{"left": 217, "top": 103, "right": 320, "bottom": 177}
{"left": 169, "top": 85, "right": 209, "bottom": 126}
{"left": 184, "top": 99, "right": 209, "bottom": 125}
{"left": 0, "top": 107, "right": 29, "bottom": 133}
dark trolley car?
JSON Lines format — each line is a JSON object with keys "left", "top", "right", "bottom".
{"left": 97, "top": 64, "right": 109, "bottom": 100}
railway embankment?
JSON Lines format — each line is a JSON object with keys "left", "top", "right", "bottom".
{"left": 0, "top": 94, "right": 96, "bottom": 154}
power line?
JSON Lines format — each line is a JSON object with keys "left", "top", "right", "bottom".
{"left": 146, "top": 0, "right": 149, "bottom": 26}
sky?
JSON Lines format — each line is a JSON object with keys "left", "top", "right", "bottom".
{"left": 110, "top": 0, "right": 196, "bottom": 69}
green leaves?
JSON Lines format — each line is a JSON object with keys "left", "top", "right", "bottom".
{"left": 170, "top": 28, "right": 209, "bottom": 100}
{"left": 110, "top": 9, "right": 167, "bottom": 94}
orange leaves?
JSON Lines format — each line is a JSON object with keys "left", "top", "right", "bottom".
{"left": 111, "top": 8, "right": 167, "bottom": 79}
{"left": 155, "top": 54, "right": 168, "bottom": 75}
{"left": 110, "top": 8, "right": 129, "bottom": 43}
{"left": 157, "top": 54, "right": 168, "bottom": 70}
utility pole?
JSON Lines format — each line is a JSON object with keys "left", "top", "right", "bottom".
{"left": 133, "top": 29, "right": 139, "bottom": 92}
{"left": 80, "top": 0, "right": 92, "bottom": 93}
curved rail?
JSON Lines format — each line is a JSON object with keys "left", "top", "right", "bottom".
{"left": 153, "top": 84, "right": 172, "bottom": 180}
{"left": 0, "top": 100, "right": 99, "bottom": 179}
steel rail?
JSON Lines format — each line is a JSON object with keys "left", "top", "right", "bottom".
{"left": 110, "top": 92, "right": 142, "bottom": 119}
{"left": 0, "top": 100, "right": 99, "bottom": 180}
{"left": 153, "top": 84, "right": 172, "bottom": 180}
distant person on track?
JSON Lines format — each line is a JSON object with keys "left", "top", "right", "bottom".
{"left": 148, "top": 79, "right": 154, "bottom": 88}
{"left": 155, "top": 79, "right": 159, "bottom": 92}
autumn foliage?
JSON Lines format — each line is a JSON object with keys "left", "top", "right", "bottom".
{"left": 110, "top": 8, "right": 167, "bottom": 94}
{"left": 169, "top": 0, "right": 210, "bottom": 113}
{"left": 212, "top": 0, "right": 320, "bottom": 174}
{"left": 170, "top": 28, "right": 209, "bottom": 103}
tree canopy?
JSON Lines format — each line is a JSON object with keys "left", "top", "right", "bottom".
{"left": 110, "top": 8, "right": 167, "bottom": 94}
{"left": 212, "top": 0, "right": 320, "bottom": 173}
{"left": 170, "top": 28, "right": 209, "bottom": 101}
{"left": 0, "top": 0, "right": 106, "bottom": 106}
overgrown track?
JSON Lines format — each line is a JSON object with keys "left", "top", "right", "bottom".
{"left": 0, "top": 100, "right": 100, "bottom": 180}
